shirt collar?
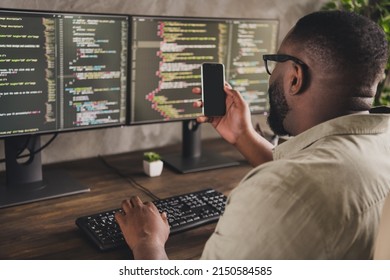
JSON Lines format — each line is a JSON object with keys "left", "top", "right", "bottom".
{"left": 273, "top": 113, "right": 390, "bottom": 160}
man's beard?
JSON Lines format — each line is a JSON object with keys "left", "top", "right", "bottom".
{"left": 267, "top": 78, "right": 290, "bottom": 136}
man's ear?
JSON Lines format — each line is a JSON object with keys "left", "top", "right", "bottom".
{"left": 288, "top": 63, "right": 305, "bottom": 95}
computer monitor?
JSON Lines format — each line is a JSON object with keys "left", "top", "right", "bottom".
{"left": 130, "top": 15, "right": 278, "bottom": 172}
{"left": 0, "top": 9, "right": 129, "bottom": 208}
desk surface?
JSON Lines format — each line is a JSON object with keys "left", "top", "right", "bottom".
{"left": 0, "top": 139, "right": 252, "bottom": 260}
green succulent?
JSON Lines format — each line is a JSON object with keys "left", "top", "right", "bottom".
{"left": 143, "top": 152, "right": 162, "bottom": 162}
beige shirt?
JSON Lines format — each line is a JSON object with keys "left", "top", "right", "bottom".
{"left": 201, "top": 113, "right": 390, "bottom": 259}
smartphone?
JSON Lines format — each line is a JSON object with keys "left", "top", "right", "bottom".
{"left": 201, "top": 62, "right": 226, "bottom": 116}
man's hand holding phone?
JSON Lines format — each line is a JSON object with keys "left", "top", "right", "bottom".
{"left": 193, "top": 83, "right": 274, "bottom": 167}
{"left": 192, "top": 82, "right": 253, "bottom": 146}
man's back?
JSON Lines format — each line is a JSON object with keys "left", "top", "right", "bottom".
{"left": 201, "top": 113, "right": 390, "bottom": 259}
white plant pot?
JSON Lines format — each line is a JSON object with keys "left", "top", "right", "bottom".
{"left": 143, "top": 160, "right": 163, "bottom": 177}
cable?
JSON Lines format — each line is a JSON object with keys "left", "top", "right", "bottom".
{"left": 0, "top": 133, "right": 59, "bottom": 164}
{"left": 98, "top": 155, "right": 161, "bottom": 201}
{"left": 25, "top": 133, "right": 58, "bottom": 158}
{"left": 15, "top": 135, "right": 32, "bottom": 158}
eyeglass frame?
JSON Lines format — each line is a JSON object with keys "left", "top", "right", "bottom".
{"left": 263, "top": 54, "right": 307, "bottom": 75}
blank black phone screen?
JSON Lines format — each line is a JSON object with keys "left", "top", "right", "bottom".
{"left": 202, "top": 63, "right": 226, "bottom": 116}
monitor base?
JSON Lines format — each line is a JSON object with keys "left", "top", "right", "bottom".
{"left": 0, "top": 169, "right": 90, "bottom": 209}
{"left": 163, "top": 151, "right": 239, "bottom": 173}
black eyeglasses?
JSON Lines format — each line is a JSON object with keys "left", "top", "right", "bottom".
{"left": 263, "top": 54, "right": 306, "bottom": 75}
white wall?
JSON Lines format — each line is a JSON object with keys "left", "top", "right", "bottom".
{"left": 0, "top": 0, "right": 327, "bottom": 167}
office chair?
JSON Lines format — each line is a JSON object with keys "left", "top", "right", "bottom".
{"left": 373, "top": 193, "right": 390, "bottom": 259}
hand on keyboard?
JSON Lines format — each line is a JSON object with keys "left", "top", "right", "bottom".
{"left": 115, "top": 196, "right": 170, "bottom": 258}
{"left": 76, "top": 188, "right": 227, "bottom": 251}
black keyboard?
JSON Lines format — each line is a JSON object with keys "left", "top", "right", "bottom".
{"left": 75, "top": 188, "right": 227, "bottom": 251}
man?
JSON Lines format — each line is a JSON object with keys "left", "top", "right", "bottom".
{"left": 116, "top": 10, "right": 390, "bottom": 259}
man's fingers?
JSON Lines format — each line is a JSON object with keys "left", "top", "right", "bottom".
{"left": 130, "top": 196, "right": 143, "bottom": 208}
{"left": 115, "top": 210, "right": 125, "bottom": 225}
{"left": 193, "top": 100, "right": 203, "bottom": 108}
{"left": 224, "top": 85, "right": 246, "bottom": 104}
{"left": 144, "top": 201, "right": 159, "bottom": 213}
{"left": 120, "top": 199, "right": 132, "bottom": 214}
{"left": 192, "top": 87, "right": 201, "bottom": 95}
{"left": 196, "top": 116, "right": 210, "bottom": 123}
{"left": 120, "top": 196, "right": 143, "bottom": 215}
{"left": 161, "top": 212, "right": 169, "bottom": 226}
{"left": 224, "top": 82, "right": 232, "bottom": 89}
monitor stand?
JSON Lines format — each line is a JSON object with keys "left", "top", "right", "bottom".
{"left": 162, "top": 120, "right": 239, "bottom": 173}
{"left": 0, "top": 135, "right": 90, "bottom": 208}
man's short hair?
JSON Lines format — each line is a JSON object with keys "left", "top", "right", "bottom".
{"left": 287, "top": 10, "right": 388, "bottom": 95}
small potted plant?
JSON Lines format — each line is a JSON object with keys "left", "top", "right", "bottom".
{"left": 143, "top": 151, "right": 163, "bottom": 177}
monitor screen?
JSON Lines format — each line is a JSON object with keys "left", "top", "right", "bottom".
{"left": 130, "top": 16, "right": 278, "bottom": 124}
{"left": 0, "top": 9, "right": 128, "bottom": 137}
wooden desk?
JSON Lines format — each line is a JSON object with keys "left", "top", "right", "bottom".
{"left": 0, "top": 139, "right": 252, "bottom": 260}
